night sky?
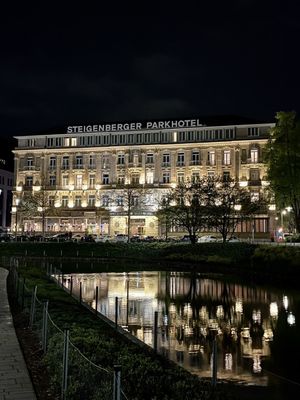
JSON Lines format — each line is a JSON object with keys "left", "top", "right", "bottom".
{"left": 1, "top": 4, "right": 300, "bottom": 168}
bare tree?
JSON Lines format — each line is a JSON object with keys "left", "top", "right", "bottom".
{"left": 112, "top": 184, "right": 152, "bottom": 242}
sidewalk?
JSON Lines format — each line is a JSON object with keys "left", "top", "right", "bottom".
{"left": 0, "top": 268, "right": 37, "bottom": 400}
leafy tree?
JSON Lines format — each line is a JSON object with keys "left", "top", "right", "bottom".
{"left": 205, "top": 177, "right": 263, "bottom": 242}
{"left": 265, "top": 111, "right": 300, "bottom": 232}
{"left": 156, "top": 197, "right": 176, "bottom": 241}
{"left": 165, "top": 179, "right": 210, "bottom": 244}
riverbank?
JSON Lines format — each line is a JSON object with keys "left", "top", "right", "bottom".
{"left": 1, "top": 241, "right": 300, "bottom": 288}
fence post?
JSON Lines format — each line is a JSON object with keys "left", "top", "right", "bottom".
{"left": 154, "top": 311, "right": 158, "bottom": 352}
{"left": 211, "top": 337, "right": 217, "bottom": 388}
{"left": 61, "top": 272, "right": 64, "bottom": 288}
{"left": 79, "top": 281, "right": 82, "bottom": 304}
{"left": 115, "top": 297, "right": 118, "bottom": 328}
{"left": 113, "top": 365, "right": 121, "bottom": 400}
{"left": 70, "top": 276, "right": 73, "bottom": 295}
{"left": 62, "top": 329, "right": 70, "bottom": 400}
{"left": 42, "top": 301, "right": 49, "bottom": 352}
{"left": 21, "top": 277, "right": 26, "bottom": 310}
{"left": 95, "top": 286, "right": 99, "bottom": 315}
{"left": 29, "top": 286, "right": 38, "bottom": 329}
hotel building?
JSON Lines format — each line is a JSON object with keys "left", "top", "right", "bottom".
{"left": 12, "top": 118, "right": 275, "bottom": 237}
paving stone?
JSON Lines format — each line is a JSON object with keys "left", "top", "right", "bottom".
{"left": 0, "top": 268, "right": 36, "bottom": 400}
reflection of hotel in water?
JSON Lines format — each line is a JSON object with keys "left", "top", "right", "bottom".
{"left": 63, "top": 271, "right": 293, "bottom": 383}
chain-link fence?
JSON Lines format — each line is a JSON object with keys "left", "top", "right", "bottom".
{"left": 9, "top": 265, "right": 128, "bottom": 400}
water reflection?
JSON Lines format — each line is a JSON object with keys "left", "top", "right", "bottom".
{"left": 60, "top": 271, "right": 296, "bottom": 385}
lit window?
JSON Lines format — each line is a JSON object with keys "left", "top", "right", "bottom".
{"left": 88, "top": 195, "right": 95, "bottom": 207}
{"left": 223, "top": 150, "right": 231, "bottom": 165}
{"left": 146, "top": 171, "right": 154, "bottom": 184}
{"left": 62, "top": 175, "right": 69, "bottom": 187}
{"left": 89, "top": 174, "right": 95, "bottom": 188}
{"left": 71, "top": 138, "right": 77, "bottom": 146}
{"left": 131, "top": 174, "right": 140, "bottom": 185}
{"left": 251, "top": 149, "right": 258, "bottom": 163}
{"left": 76, "top": 175, "right": 83, "bottom": 189}
{"left": 102, "top": 195, "right": 109, "bottom": 207}
{"left": 208, "top": 151, "right": 215, "bottom": 165}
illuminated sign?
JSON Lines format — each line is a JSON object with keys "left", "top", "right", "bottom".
{"left": 66, "top": 119, "right": 203, "bottom": 133}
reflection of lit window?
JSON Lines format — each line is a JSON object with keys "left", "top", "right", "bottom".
{"left": 253, "top": 354, "right": 262, "bottom": 373}
{"left": 216, "top": 305, "right": 224, "bottom": 319}
{"left": 252, "top": 309, "right": 261, "bottom": 324}
{"left": 283, "top": 295, "right": 289, "bottom": 310}
{"left": 270, "top": 302, "right": 278, "bottom": 318}
{"left": 225, "top": 353, "right": 233, "bottom": 370}
{"left": 287, "top": 312, "right": 296, "bottom": 326}
{"left": 235, "top": 299, "right": 243, "bottom": 313}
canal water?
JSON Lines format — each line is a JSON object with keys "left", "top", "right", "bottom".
{"left": 57, "top": 269, "right": 299, "bottom": 389}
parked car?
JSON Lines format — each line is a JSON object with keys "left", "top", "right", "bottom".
{"left": 94, "top": 235, "right": 113, "bottom": 243}
{"left": 197, "top": 235, "right": 219, "bottom": 243}
{"left": 113, "top": 234, "right": 128, "bottom": 243}
{"left": 49, "top": 233, "right": 70, "bottom": 242}
{"left": 72, "top": 233, "right": 84, "bottom": 242}
{"left": 227, "top": 236, "right": 240, "bottom": 243}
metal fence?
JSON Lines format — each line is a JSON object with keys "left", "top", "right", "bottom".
{"left": 9, "top": 265, "right": 128, "bottom": 400}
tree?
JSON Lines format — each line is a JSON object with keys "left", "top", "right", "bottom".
{"left": 165, "top": 179, "right": 210, "bottom": 244}
{"left": 113, "top": 185, "right": 152, "bottom": 242}
{"left": 18, "top": 188, "right": 58, "bottom": 237}
{"left": 205, "top": 177, "right": 263, "bottom": 242}
{"left": 265, "top": 111, "right": 300, "bottom": 232}
{"left": 156, "top": 197, "right": 176, "bottom": 241}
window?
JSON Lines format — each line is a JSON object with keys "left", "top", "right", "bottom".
{"left": 49, "top": 175, "right": 56, "bottom": 186}
{"left": 162, "top": 153, "right": 170, "bottom": 166}
{"left": 116, "top": 196, "right": 124, "bottom": 206}
{"left": 223, "top": 171, "right": 230, "bottom": 181}
{"left": 118, "top": 175, "right": 125, "bottom": 185}
{"left": 62, "top": 175, "right": 69, "bottom": 187}
{"left": 88, "top": 195, "right": 95, "bottom": 207}
{"left": 71, "top": 138, "right": 77, "bottom": 146}
{"left": 64, "top": 138, "right": 70, "bottom": 146}
{"left": 102, "top": 195, "right": 109, "bottom": 207}
{"left": 62, "top": 196, "right": 68, "bottom": 207}
{"left": 177, "top": 172, "right": 185, "bottom": 183}
{"left": 89, "top": 174, "right": 95, "bottom": 188}
{"left": 89, "top": 155, "right": 95, "bottom": 169}
{"left": 250, "top": 169, "right": 260, "bottom": 181}
{"left": 132, "top": 196, "right": 139, "bottom": 206}
{"left": 117, "top": 154, "right": 125, "bottom": 165}
{"left": 208, "top": 151, "right": 215, "bottom": 165}
{"left": 131, "top": 174, "right": 140, "bottom": 185}
{"left": 133, "top": 154, "right": 139, "bottom": 165}
{"left": 177, "top": 152, "right": 185, "bottom": 166}
{"left": 75, "top": 196, "right": 81, "bottom": 207}
{"left": 76, "top": 174, "right": 83, "bottom": 189}
{"left": 248, "top": 127, "right": 259, "bottom": 136}
{"left": 49, "top": 156, "right": 56, "bottom": 169}
{"left": 75, "top": 155, "right": 83, "bottom": 169}
{"left": 192, "top": 172, "right": 200, "bottom": 182}
{"left": 208, "top": 171, "right": 215, "bottom": 179}
{"left": 26, "top": 176, "right": 33, "bottom": 187}
{"left": 27, "top": 139, "right": 35, "bottom": 147}
{"left": 62, "top": 156, "right": 69, "bottom": 169}
{"left": 27, "top": 157, "right": 33, "bottom": 169}
{"left": 102, "top": 155, "right": 109, "bottom": 168}
{"left": 102, "top": 173, "right": 109, "bottom": 185}
{"left": 162, "top": 172, "right": 170, "bottom": 183}
{"left": 146, "top": 170, "right": 154, "bottom": 184}
{"left": 191, "top": 151, "right": 200, "bottom": 165}
{"left": 146, "top": 153, "right": 154, "bottom": 164}
{"left": 223, "top": 150, "right": 231, "bottom": 165}
{"left": 251, "top": 149, "right": 258, "bottom": 163}
{"left": 49, "top": 196, "right": 55, "bottom": 207}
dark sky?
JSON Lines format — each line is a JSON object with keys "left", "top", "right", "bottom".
{"left": 1, "top": 4, "right": 300, "bottom": 167}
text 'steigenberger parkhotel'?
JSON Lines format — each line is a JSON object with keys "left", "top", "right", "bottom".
{"left": 12, "top": 117, "right": 276, "bottom": 237}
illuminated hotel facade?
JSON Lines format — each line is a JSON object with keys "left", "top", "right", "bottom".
{"left": 12, "top": 118, "right": 275, "bottom": 237}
